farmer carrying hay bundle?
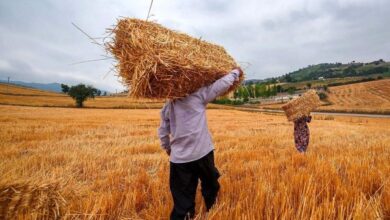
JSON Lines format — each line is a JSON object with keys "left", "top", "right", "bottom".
{"left": 282, "top": 90, "right": 321, "bottom": 153}
{"left": 159, "top": 67, "right": 242, "bottom": 219}
{"left": 107, "top": 18, "right": 244, "bottom": 219}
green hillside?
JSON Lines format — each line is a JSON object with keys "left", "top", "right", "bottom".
{"left": 280, "top": 59, "right": 390, "bottom": 82}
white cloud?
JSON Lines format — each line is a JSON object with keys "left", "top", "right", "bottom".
{"left": 0, "top": 0, "right": 389, "bottom": 91}
{"left": 0, "top": 59, "right": 12, "bottom": 71}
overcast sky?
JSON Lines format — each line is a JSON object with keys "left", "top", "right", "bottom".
{"left": 1, "top": 0, "right": 389, "bottom": 92}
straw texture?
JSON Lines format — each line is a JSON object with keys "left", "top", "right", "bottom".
{"left": 282, "top": 90, "right": 321, "bottom": 121}
{"left": 106, "top": 18, "right": 244, "bottom": 99}
{"left": 0, "top": 181, "right": 66, "bottom": 219}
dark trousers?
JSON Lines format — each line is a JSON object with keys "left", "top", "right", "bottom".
{"left": 169, "top": 151, "right": 220, "bottom": 220}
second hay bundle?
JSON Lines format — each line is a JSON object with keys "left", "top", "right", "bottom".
{"left": 281, "top": 90, "right": 321, "bottom": 121}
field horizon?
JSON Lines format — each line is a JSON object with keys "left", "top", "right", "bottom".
{"left": 2, "top": 79, "right": 390, "bottom": 116}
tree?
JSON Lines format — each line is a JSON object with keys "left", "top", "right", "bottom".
{"left": 270, "top": 84, "right": 277, "bottom": 96}
{"left": 247, "top": 85, "right": 255, "bottom": 98}
{"left": 68, "top": 84, "right": 96, "bottom": 107}
{"left": 287, "top": 87, "right": 296, "bottom": 95}
{"left": 265, "top": 85, "right": 271, "bottom": 98}
{"left": 285, "top": 74, "right": 293, "bottom": 82}
{"left": 269, "top": 78, "right": 277, "bottom": 84}
{"left": 255, "top": 84, "right": 267, "bottom": 97}
{"left": 233, "top": 89, "right": 239, "bottom": 99}
{"left": 343, "top": 67, "right": 356, "bottom": 75}
{"left": 306, "top": 83, "right": 312, "bottom": 89}
{"left": 242, "top": 87, "right": 249, "bottom": 102}
{"left": 318, "top": 92, "right": 328, "bottom": 100}
{"left": 276, "top": 85, "right": 283, "bottom": 93}
{"left": 323, "top": 85, "right": 328, "bottom": 91}
{"left": 61, "top": 84, "right": 70, "bottom": 93}
{"left": 254, "top": 84, "right": 262, "bottom": 98}
{"left": 96, "top": 90, "right": 102, "bottom": 96}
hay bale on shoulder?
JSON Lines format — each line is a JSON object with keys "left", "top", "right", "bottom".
{"left": 282, "top": 90, "right": 321, "bottom": 121}
{"left": 106, "top": 18, "right": 244, "bottom": 99}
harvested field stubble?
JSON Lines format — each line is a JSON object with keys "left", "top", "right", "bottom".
{"left": 0, "top": 181, "right": 68, "bottom": 219}
{"left": 0, "top": 105, "right": 389, "bottom": 219}
{"left": 322, "top": 79, "right": 390, "bottom": 114}
{"left": 106, "top": 18, "right": 244, "bottom": 99}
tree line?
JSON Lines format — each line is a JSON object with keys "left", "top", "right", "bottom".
{"left": 233, "top": 83, "right": 296, "bottom": 101}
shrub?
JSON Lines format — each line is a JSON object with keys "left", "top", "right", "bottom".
{"left": 318, "top": 92, "right": 328, "bottom": 100}
{"left": 213, "top": 98, "right": 244, "bottom": 105}
{"left": 68, "top": 84, "right": 97, "bottom": 107}
{"left": 323, "top": 85, "right": 328, "bottom": 91}
{"left": 61, "top": 84, "right": 69, "bottom": 93}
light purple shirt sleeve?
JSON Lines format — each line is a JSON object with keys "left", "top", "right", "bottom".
{"left": 199, "top": 69, "right": 241, "bottom": 104}
{"left": 157, "top": 69, "right": 241, "bottom": 156}
{"left": 158, "top": 103, "right": 171, "bottom": 150}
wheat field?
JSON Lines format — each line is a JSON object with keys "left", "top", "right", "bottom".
{"left": 0, "top": 83, "right": 163, "bottom": 109}
{"left": 0, "top": 105, "right": 389, "bottom": 219}
{"left": 321, "top": 79, "right": 390, "bottom": 114}
{"left": 258, "top": 79, "right": 390, "bottom": 114}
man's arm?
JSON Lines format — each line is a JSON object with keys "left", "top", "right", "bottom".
{"left": 157, "top": 103, "right": 171, "bottom": 152}
{"left": 199, "top": 68, "right": 242, "bottom": 104}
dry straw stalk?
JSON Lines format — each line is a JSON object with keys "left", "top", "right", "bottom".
{"left": 282, "top": 90, "right": 321, "bottom": 121}
{"left": 0, "top": 181, "right": 66, "bottom": 219}
{"left": 106, "top": 18, "right": 244, "bottom": 99}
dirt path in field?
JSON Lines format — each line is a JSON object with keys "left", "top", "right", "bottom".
{"left": 231, "top": 107, "right": 390, "bottom": 118}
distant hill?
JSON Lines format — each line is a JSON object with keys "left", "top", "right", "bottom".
{"left": 0, "top": 80, "right": 111, "bottom": 94}
{"left": 244, "top": 79, "right": 266, "bottom": 84}
{"left": 279, "top": 59, "right": 390, "bottom": 83}
{"left": 0, "top": 80, "right": 62, "bottom": 93}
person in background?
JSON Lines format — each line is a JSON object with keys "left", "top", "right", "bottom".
{"left": 158, "top": 68, "right": 242, "bottom": 220}
{"left": 294, "top": 115, "right": 312, "bottom": 153}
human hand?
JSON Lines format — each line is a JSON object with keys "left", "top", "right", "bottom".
{"left": 234, "top": 67, "right": 243, "bottom": 77}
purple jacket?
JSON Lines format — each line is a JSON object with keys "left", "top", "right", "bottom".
{"left": 158, "top": 70, "right": 240, "bottom": 163}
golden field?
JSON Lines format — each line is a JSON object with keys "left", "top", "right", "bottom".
{"left": 1, "top": 105, "right": 389, "bottom": 219}
{"left": 0, "top": 83, "right": 163, "bottom": 109}
{"left": 321, "top": 79, "right": 390, "bottom": 114}
{"left": 259, "top": 79, "right": 390, "bottom": 114}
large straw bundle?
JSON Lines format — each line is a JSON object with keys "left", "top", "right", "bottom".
{"left": 106, "top": 18, "right": 244, "bottom": 99}
{"left": 282, "top": 90, "right": 321, "bottom": 121}
{"left": 0, "top": 181, "right": 66, "bottom": 219}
